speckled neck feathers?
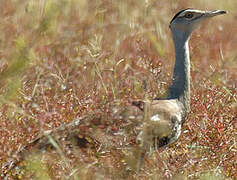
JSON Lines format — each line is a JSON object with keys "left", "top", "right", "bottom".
{"left": 169, "top": 32, "right": 191, "bottom": 113}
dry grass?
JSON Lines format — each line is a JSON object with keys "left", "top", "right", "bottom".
{"left": 0, "top": 0, "right": 236, "bottom": 179}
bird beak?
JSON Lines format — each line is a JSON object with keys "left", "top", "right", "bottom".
{"left": 204, "top": 10, "right": 227, "bottom": 17}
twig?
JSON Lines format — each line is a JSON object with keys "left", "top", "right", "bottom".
{"left": 1, "top": 116, "right": 87, "bottom": 178}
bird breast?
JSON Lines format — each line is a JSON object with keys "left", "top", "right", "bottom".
{"left": 137, "top": 99, "right": 184, "bottom": 149}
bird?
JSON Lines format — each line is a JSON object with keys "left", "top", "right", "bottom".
{"left": 133, "top": 9, "right": 226, "bottom": 150}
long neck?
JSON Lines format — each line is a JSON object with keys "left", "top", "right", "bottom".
{"left": 169, "top": 32, "right": 191, "bottom": 112}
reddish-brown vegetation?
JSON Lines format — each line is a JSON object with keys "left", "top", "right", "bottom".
{"left": 0, "top": 0, "right": 236, "bottom": 179}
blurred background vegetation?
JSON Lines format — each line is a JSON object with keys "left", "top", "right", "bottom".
{"left": 0, "top": 0, "right": 236, "bottom": 179}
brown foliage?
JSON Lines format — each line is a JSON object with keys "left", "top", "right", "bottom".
{"left": 0, "top": 0, "right": 236, "bottom": 179}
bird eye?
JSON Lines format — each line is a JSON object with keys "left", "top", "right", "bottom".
{"left": 184, "top": 13, "right": 194, "bottom": 18}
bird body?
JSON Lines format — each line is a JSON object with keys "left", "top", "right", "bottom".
{"left": 134, "top": 9, "right": 226, "bottom": 149}
{"left": 142, "top": 99, "right": 184, "bottom": 147}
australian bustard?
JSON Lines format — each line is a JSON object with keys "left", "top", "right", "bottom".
{"left": 1, "top": 8, "right": 227, "bottom": 177}
{"left": 133, "top": 9, "right": 226, "bottom": 149}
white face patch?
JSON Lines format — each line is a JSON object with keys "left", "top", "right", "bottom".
{"left": 150, "top": 114, "right": 160, "bottom": 121}
{"left": 178, "top": 10, "right": 205, "bottom": 18}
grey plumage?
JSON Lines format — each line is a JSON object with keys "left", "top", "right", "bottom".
{"left": 135, "top": 9, "right": 226, "bottom": 150}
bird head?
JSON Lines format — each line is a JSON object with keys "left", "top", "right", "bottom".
{"left": 169, "top": 9, "right": 226, "bottom": 41}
